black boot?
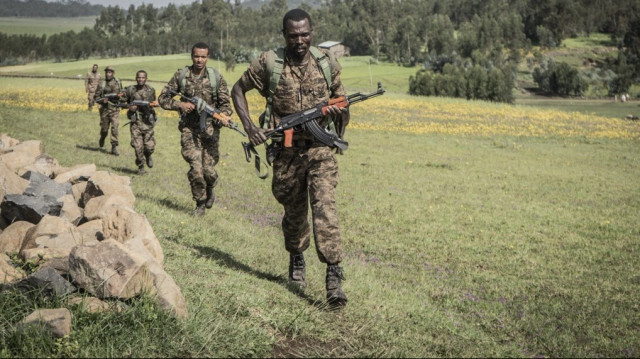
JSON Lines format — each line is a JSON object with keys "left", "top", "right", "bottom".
{"left": 326, "top": 264, "right": 347, "bottom": 308}
{"left": 205, "top": 186, "right": 215, "bottom": 209}
{"left": 288, "top": 253, "right": 306, "bottom": 289}
{"left": 193, "top": 200, "right": 206, "bottom": 216}
{"left": 99, "top": 132, "right": 107, "bottom": 147}
{"left": 145, "top": 153, "right": 153, "bottom": 168}
{"left": 137, "top": 165, "right": 146, "bottom": 175}
{"left": 111, "top": 145, "right": 119, "bottom": 156}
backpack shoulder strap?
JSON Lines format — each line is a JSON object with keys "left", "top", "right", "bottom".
{"left": 309, "top": 46, "right": 332, "bottom": 91}
{"left": 206, "top": 66, "right": 221, "bottom": 104}
{"left": 263, "top": 48, "right": 285, "bottom": 129}
{"left": 177, "top": 66, "right": 189, "bottom": 93}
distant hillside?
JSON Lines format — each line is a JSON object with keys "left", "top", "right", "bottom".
{"left": 0, "top": 0, "right": 103, "bottom": 17}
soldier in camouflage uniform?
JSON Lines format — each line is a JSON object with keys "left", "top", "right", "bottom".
{"left": 231, "top": 9, "right": 349, "bottom": 308}
{"left": 158, "top": 42, "right": 233, "bottom": 216}
{"left": 94, "top": 66, "right": 123, "bottom": 156}
{"left": 123, "top": 70, "right": 157, "bottom": 175}
{"left": 85, "top": 64, "right": 101, "bottom": 111}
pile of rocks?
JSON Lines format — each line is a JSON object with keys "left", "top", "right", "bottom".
{"left": 0, "top": 134, "right": 187, "bottom": 338}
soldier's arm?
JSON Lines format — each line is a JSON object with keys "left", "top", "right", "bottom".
{"left": 85, "top": 74, "right": 89, "bottom": 93}
{"left": 158, "top": 72, "right": 181, "bottom": 111}
{"left": 216, "top": 75, "right": 232, "bottom": 116}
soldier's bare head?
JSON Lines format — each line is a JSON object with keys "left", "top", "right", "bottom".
{"left": 136, "top": 70, "right": 147, "bottom": 86}
{"left": 282, "top": 9, "right": 313, "bottom": 62}
{"left": 191, "top": 42, "right": 210, "bottom": 74}
{"left": 92, "top": 64, "right": 98, "bottom": 72}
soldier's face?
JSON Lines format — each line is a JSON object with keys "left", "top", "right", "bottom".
{"left": 105, "top": 70, "right": 114, "bottom": 80}
{"left": 92, "top": 65, "right": 98, "bottom": 72}
{"left": 283, "top": 18, "right": 312, "bottom": 61}
{"left": 136, "top": 72, "right": 147, "bottom": 86}
{"left": 191, "top": 48, "right": 209, "bottom": 72}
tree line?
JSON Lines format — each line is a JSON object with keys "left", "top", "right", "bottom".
{"left": 1, "top": 0, "right": 639, "bottom": 102}
{"left": 0, "top": 0, "right": 102, "bottom": 17}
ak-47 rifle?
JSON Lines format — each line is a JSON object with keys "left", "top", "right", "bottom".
{"left": 243, "top": 82, "right": 385, "bottom": 179}
{"left": 119, "top": 100, "right": 160, "bottom": 127}
{"left": 166, "top": 88, "right": 246, "bottom": 137}
{"left": 95, "top": 92, "right": 124, "bottom": 103}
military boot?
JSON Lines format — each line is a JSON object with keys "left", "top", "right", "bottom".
{"left": 193, "top": 200, "right": 206, "bottom": 216}
{"left": 205, "top": 186, "right": 215, "bottom": 209}
{"left": 137, "top": 165, "right": 146, "bottom": 175}
{"left": 111, "top": 145, "right": 119, "bottom": 156}
{"left": 326, "top": 264, "right": 347, "bottom": 308}
{"left": 288, "top": 253, "right": 306, "bottom": 289}
{"left": 145, "top": 153, "right": 153, "bottom": 168}
{"left": 99, "top": 132, "right": 107, "bottom": 148}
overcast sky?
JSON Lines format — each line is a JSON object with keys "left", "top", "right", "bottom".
{"left": 83, "top": 0, "right": 201, "bottom": 7}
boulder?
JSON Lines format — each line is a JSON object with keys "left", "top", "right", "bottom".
{"left": 0, "top": 221, "right": 35, "bottom": 255}
{"left": 58, "top": 194, "right": 83, "bottom": 225}
{"left": 71, "top": 181, "right": 88, "bottom": 207}
{"left": 0, "top": 161, "right": 29, "bottom": 197}
{"left": 21, "top": 247, "right": 70, "bottom": 263}
{"left": 82, "top": 171, "right": 134, "bottom": 207}
{"left": 18, "top": 154, "right": 60, "bottom": 178}
{"left": 0, "top": 133, "right": 20, "bottom": 150}
{"left": 13, "top": 266, "right": 75, "bottom": 297}
{"left": 68, "top": 239, "right": 154, "bottom": 299}
{"left": 146, "top": 261, "right": 188, "bottom": 319}
{"left": 0, "top": 140, "right": 43, "bottom": 172}
{"left": 1, "top": 193, "right": 62, "bottom": 224}
{"left": 101, "top": 206, "right": 163, "bottom": 264}
{"left": 1, "top": 252, "right": 26, "bottom": 284}
{"left": 75, "top": 219, "right": 104, "bottom": 243}
{"left": 18, "top": 308, "right": 71, "bottom": 338}
{"left": 68, "top": 296, "right": 124, "bottom": 314}
{"left": 83, "top": 195, "right": 134, "bottom": 221}
{"left": 54, "top": 164, "right": 96, "bottom": 185}
{"left": 22, "top": 171, "right": 72, "bottom": 199}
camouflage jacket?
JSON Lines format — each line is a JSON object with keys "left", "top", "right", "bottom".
{"left": 85, "top": 71, "right": 101, "bottom": 92}
{"left": 158, "top": 66, "right": 232, "bottom": 130}
{"left": 237, "top": 48, "right": 345, "bottom": 132}
{"left": 94, "top": 77, "right": 122, "bottom": 110}
{"left": 124, "top": 84, "right": 157, "bottom": 129}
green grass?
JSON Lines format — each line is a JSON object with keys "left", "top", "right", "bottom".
{"left": 0, "top": 16, "right": 96, "bottom": 36}
{"left": 1, "top": 70, "right": 639, "bottom": 357}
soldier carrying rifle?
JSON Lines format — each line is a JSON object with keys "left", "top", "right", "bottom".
{"left": 94, "top": 65, "right": 123, "bottom": 156}
{"left": 231, "top": 9, "right": 351, "bottom": 308}
{"left": 122, "top": 70, "right": 158, "bottom": 175}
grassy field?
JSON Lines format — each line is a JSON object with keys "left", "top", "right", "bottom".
{"left": 1, "top": 53, "right": 639, "bottom": 358}
{"left": 0, "top": 16, "right": 96, "bottom": 36}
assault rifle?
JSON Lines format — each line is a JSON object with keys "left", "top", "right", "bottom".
{"left": 166, "top": 89, "right": 246, "bottom": 137}
{"left": 95, "top": 92, "right": 124, "bottom": 103}
{"left": 242, "top": 82, "right": 385, "bottom": 179}
{"left": 119, "top": 100, "right": 160, "bottom": 127}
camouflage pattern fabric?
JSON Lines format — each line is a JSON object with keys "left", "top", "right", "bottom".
{"left": 158, "top": 66, "right": 232, "bottom": 202}
{"left": 85, "top": 70, "right": 101, "bottom": 107}
{"left": 125, "top": 84, "right": 157, "bottom": 166}
{"left": 238, "top": 48, "right": 346, "bottom": 264}
{"left": 271, "top": 145, "right": 342, "bottom": 264}
{"left": 94, "top": 77, "right": 121, "bottom": 146}
{"left": 180, "top": 123, "right": 220, "bottom": 202}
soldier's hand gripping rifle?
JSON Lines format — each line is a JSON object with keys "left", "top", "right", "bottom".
{"left": 242, "top": 82, "right": 385, "bottom": 179}
{"left": 166, "top": 89, "right": 247, "bottom": 137}
{"left": 118, "top": 100, "right": 160, "bottom": 127}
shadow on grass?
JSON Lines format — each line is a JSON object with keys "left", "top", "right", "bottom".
{"left": 192, "top": 244, "right": 326, "bottom": 309}
{"left": 75, "top": 144, "right": 110, "bottom": 154}
{"left": 135, "top": 192, "right": 193, "bottom": 214}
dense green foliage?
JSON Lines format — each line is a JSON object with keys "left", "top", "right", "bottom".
{"left": 0, "top": 0, "right": 102, "bottom": 17}
{"left": 532, "top": 60, "right": 588, "bottom": 96}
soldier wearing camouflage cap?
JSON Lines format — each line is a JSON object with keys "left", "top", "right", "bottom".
{"left": 94, "top": 65, "right": 123, "bottom": 155}
{"left": 231, "top": 9, "right": 350, "bottom": 308}
{"left": 158, "top": 42, "right": 233, "bottom": 216}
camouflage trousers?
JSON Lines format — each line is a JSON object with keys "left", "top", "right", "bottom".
{"left": 180, "top": 123, "right": 220, "bottom": 202}
{"left": 87, "top": 91, "right": 96, "bottom": 108}
{"left": 129, "top": 122, "right": 155, "bottom": 167}
{"left": 99, "top": 106, "right": 119, "bottom": 146}
{"left": 272, "top": 145, "right": 342, "bottom": 265}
